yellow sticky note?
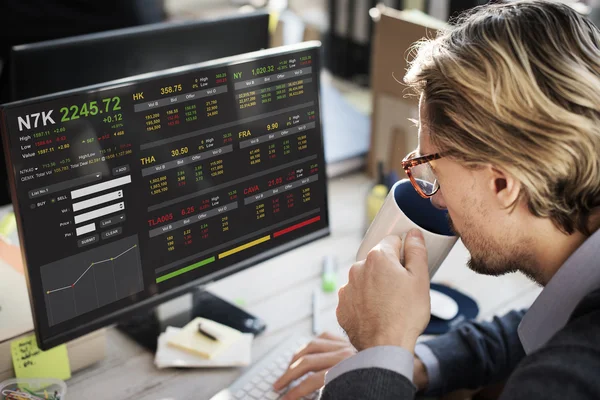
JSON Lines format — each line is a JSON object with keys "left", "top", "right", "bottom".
{"left": 11, "top": 334, "right": 71, "bottom": 380}
{"left": 0, "top": 212, "right": 16, "bottom": 238}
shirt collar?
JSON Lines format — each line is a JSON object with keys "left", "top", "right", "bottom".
{"left": 518, "top": 228, "right": 600, "bottom": 354}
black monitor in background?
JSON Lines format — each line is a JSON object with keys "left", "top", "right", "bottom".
{"left": 0, "top": 41, "right": 329, "bottom": 350}
{"left": 9, "top": 11, "right": 271, "bottom": 101}
{"left": 0, "top": 11, "right": 270, "bottom": 207}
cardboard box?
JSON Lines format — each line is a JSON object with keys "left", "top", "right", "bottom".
{"left": 367, "top": 6, "right": 448, "bottom": 177}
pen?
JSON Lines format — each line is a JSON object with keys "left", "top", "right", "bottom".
{"left": 322, "top": 255, "right": 338, "bottom": 293}
{"left": 312, "top": 288, "right": 320, "bottom": 335}
{"left": 198, "top": 323, "right": 219, "bottom": 341}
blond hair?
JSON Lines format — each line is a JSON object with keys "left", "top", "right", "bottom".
{"left": 405, "top": 0, "right": 600, "bottom": 235}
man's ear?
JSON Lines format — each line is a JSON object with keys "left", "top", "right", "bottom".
{"left": 487, "top": 165, "right": 521, "bottom": 208}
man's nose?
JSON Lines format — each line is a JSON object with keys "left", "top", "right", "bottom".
{"left": 430, "top": 190, "right": 447, "bottom": 210}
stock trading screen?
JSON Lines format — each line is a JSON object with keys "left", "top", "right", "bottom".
{"left": 0, "top": 43, "right": 329, "bottom": 347}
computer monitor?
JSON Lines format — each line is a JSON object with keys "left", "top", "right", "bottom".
{"left": 0, "top": 11, "right": 270, "bottom": 208}
{"left": 0, "top": 41, "right": 329, "bottom": 350}
{"left": 9, "top": 11, "right": 271, "bottom": 101}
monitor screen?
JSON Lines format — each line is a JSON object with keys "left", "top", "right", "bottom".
{"left": 0, "top": 41, "right": 329, "bottom": 350}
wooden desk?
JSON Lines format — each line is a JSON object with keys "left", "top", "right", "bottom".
{"left": 66, "top": 172, "right": 541, "bottom": 399}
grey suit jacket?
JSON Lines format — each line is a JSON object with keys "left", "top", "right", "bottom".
{"left": 320, "top": 288, "right": 600, "bottom": 399}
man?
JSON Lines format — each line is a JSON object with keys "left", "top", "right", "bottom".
{"left": 273, "top": 0, "right": 600, "bottom": 398}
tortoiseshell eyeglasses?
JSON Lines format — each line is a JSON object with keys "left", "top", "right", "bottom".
{"left": 401, "top": 150, "right": 443, "bottom": 198}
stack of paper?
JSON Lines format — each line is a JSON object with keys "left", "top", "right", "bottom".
{"left": 154, "top": 318, "right": 253, "bottom": 369}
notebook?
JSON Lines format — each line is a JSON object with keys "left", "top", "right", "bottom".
{"left": 166, "top": 317, "right": 243, "bottom": 359}
{"left": 156, "top": 326, "right": 253, "bottom": 369}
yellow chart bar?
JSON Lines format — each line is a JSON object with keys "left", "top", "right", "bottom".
{"left": 218, "top": 235, "right": 271, "bottom": 259}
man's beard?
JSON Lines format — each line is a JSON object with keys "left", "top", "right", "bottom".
{"left": 446, "top": 213, "right": 542, "bottom": 283}
{"left": 447, "top": 214, "right": 457, "bottom": 237}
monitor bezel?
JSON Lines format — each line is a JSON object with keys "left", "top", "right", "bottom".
{"left": 0, "top": 40, "right": 330, "bottom": 350}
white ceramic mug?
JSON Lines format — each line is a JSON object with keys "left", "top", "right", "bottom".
{"left": 357, "top": 179, "right": 458, "bottom": 279}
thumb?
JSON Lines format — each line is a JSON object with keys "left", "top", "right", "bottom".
{"left": 377, "top": 235, "right": 403, "bottom": 260}
{"left": 403, "top": 229, "right": 428, "bottom": 277}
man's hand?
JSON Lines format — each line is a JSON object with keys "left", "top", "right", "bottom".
{"left": 273, "top": 332, "right": 356, "bottom": 400}
{"left": 336, "top": 229, "right": 431, "bottom": 352}
{"left": 414, "top": 355, "right": 430, "bottom": 391}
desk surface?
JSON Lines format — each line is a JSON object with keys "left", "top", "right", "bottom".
{"left": 65, "top": 172, "right": 541, "bottom": 399}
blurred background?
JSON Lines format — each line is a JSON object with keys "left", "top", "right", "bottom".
{"left": 2, "top": 0, "right": 596, "bottom": 96}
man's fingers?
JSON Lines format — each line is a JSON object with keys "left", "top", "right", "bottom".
{"left": 281, "top": 370, "right": 326, "bottom": 400}
{"left": 318, "top": 331, "right": 347, "bottom": 342}
{"left": 274, "top": 362, "right": 305, "bottom": 391}
{"left": 288, "top": 338, "right": 351, "bottom": 366}
{"left": 347, "top": 259, "right": 365, "bottom": 284}
{"left": 403, "top": 229, "right": 429, "bottom": 278}
{"left": 274, "top": 352, "right": 347, "bottom": 391}
{"left": 336, "top": 283, "right": 352, "bottom": 333}
{"left": 373, "top": 235, "right": 403, "bottom": 261}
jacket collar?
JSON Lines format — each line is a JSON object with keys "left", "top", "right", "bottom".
{"left": 518, "top": 228, "right": 600, "bottom": 354}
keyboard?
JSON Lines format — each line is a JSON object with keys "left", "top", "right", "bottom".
{"left": 209, "top": 334, "right": 319, "bottom": 400}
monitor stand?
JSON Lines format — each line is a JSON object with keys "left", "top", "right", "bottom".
{"left": 116, "top": 288, "right": 266, "bottom": 351}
